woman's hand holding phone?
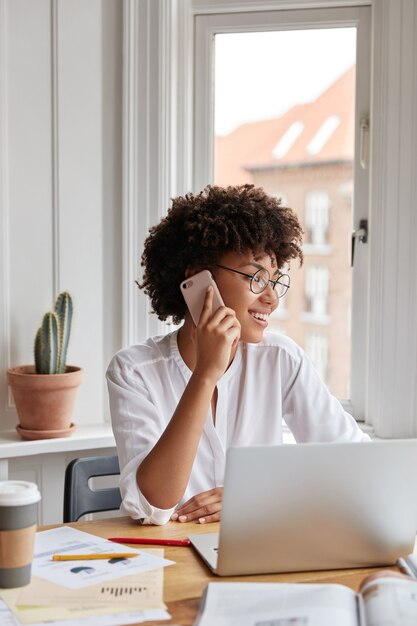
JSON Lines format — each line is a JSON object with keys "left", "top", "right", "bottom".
{"left": 180, "top": 269, "right": 240, "bottom": 378}
{"left": 193, "top": 286, "right": 241, "bottom": 382}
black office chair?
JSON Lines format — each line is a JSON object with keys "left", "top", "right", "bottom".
{"left": 63, "top": 455, "right": 122, "bottom": 522}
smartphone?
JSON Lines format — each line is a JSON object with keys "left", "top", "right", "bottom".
{"left": 180, "top": 270, "right": 224, "bottom": 325}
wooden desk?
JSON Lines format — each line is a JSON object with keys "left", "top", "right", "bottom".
{"left": 56, "top": 516, "right": 396, "bottom": 626}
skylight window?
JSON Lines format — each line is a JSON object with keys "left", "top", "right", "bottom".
{"left": 272, "top": 121, "right": 304, "bottom": 159}
{"left": 307, "top": 115, "right": 341, "bottom": 155}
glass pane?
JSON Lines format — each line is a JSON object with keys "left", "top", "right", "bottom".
{"left": 214, "top": 28, "right": 356, "bottom": 399}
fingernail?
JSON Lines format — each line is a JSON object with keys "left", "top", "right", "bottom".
{"left": 178, "top": 515, "right": 187, "bottom": 522}
{"left": 170, "top": 513, "right": 178, "bottom": 520}
{"left": 198, "top": 517, "right": 206, "bottom": 524}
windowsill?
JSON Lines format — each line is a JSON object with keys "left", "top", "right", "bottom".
{"left": 299, "top": 312, "right": 330, "bottom": 325}
{"left": 359, "top": 422, "right": 376, "bottom": 439}
{"left": 283, "top": 421, "right": 376, "bottom": 444}
{"left": 0, "top": 416, "right": 379, "bottom": 454}
{"left": 0, "top": 423, "right": 116, "bottom": 459}
{"left": 0, "top": 420, "right": 380, "bottom": 458}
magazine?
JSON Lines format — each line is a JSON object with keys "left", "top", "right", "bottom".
{"left": 194, "top": 576, "right": 417, "bottom": 626}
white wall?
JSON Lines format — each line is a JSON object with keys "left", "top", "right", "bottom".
{"left": 0, "top": 0, "right": 123, "bottom": 430}
{"left": 1, "top": 0, "right": 417, "bottom": 441}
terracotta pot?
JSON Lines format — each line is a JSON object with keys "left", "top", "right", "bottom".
{"left": 7, "top": 365, "right": 83, "bottom": 439}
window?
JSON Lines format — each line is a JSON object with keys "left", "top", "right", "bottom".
{"left": 305, "top": 191, "right": 330, "bottom": 246}
{"left": 194, "top": 5, "right": 370, "bottom": 416}
{"left": 305, "top": 266, "right": 330, "bottom": 317}
{"left": 307, "top": 116, "right": 341, "bottom": 155}
{"left": 129, "top": 0, "right": 417, "bottom": 437}
{"left": 306, "top": 333, "right": 328, "bottom": 382}
{"left": 272, "top": 122, "right": 304, "bottom": 159}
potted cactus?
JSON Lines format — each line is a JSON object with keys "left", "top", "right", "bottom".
{"left": 7, "top": 292, "right": 83, "bottom": 440}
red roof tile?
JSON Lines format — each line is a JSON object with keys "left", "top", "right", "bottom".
{"left": 215, "top": 66, "right": 355, "bottom": 187}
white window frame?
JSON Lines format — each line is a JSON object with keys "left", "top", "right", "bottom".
{"left": 193, "top": 5, "right": 370, "bottom": 419}
{"left": 124, "top": 0, "right": 417, "bottom": 438}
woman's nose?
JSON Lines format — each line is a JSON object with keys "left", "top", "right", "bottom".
{"left": 260, "top": 283, "right": 278, "bottom": 303}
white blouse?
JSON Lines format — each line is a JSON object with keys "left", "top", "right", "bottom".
{"left": 106, "top": 330, "right": 369, "bottom": 525}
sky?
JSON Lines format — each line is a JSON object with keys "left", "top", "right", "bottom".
{"left": 214, "top": 28, "right": 356, "bottom": 136}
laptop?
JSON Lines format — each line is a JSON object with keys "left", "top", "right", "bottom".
{"left": 188, "top": 440, "right": 417, "bottom": 576}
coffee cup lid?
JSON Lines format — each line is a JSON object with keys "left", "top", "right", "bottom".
{"left": 0, "top": 481, "right": 41, "bottom": 506}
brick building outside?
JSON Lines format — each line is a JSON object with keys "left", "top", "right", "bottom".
{"left": 215, "top": 67, "right": 355, "bottom": 398}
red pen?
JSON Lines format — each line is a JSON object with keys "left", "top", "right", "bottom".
{"left": 108, "top": 537, "right": 191, "bottom": 547}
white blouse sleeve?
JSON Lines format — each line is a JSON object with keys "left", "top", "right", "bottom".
{"left": 106, "top": 359, "right": 176, "bottom": 525}
{"left": 281, "top": 347, "right": 370, "bottom": 443}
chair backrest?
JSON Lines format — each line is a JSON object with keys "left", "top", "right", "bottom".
{"left": 63, "top": 455, "right": 122, "bottom": 522}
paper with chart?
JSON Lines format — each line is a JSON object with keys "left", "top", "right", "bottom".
{"left": 31, "top": 527, "right": 174, "bottom": 589}
{"left": 0, "top": 547, "right": 170, "bottom": 625}
{"left": 18, "top": 550, "right": 165, "bottom": 608}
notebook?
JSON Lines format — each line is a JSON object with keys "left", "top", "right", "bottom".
{"left": 188, "top": 440, "right": 417, "bottom": 576}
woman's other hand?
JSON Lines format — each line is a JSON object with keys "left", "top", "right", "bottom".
{"left": 170, "top": 487, "right": 223, "bottom": 524}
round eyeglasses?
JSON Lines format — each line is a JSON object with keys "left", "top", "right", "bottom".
{"left": 216, "top": 264, "right": 290, "bottom": 298}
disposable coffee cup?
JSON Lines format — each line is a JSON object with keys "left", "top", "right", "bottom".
{"left": 0, "top": 481, "right": 41, "bottom": 588}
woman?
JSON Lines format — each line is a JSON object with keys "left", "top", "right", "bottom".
{"left": 107, "top": 185, "right": 368, "bottom": 526}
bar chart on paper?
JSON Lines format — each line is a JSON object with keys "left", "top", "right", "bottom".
{"left": 100, "top": 584, "right": 151, "bottom": 598}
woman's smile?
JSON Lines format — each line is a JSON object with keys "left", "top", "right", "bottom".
{"left": 248, "top": 309, "right": 270, "bottom": 326}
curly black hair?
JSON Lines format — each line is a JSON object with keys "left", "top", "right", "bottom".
{"left": 139, "top": 184, "right": 303, "bottom": 323}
